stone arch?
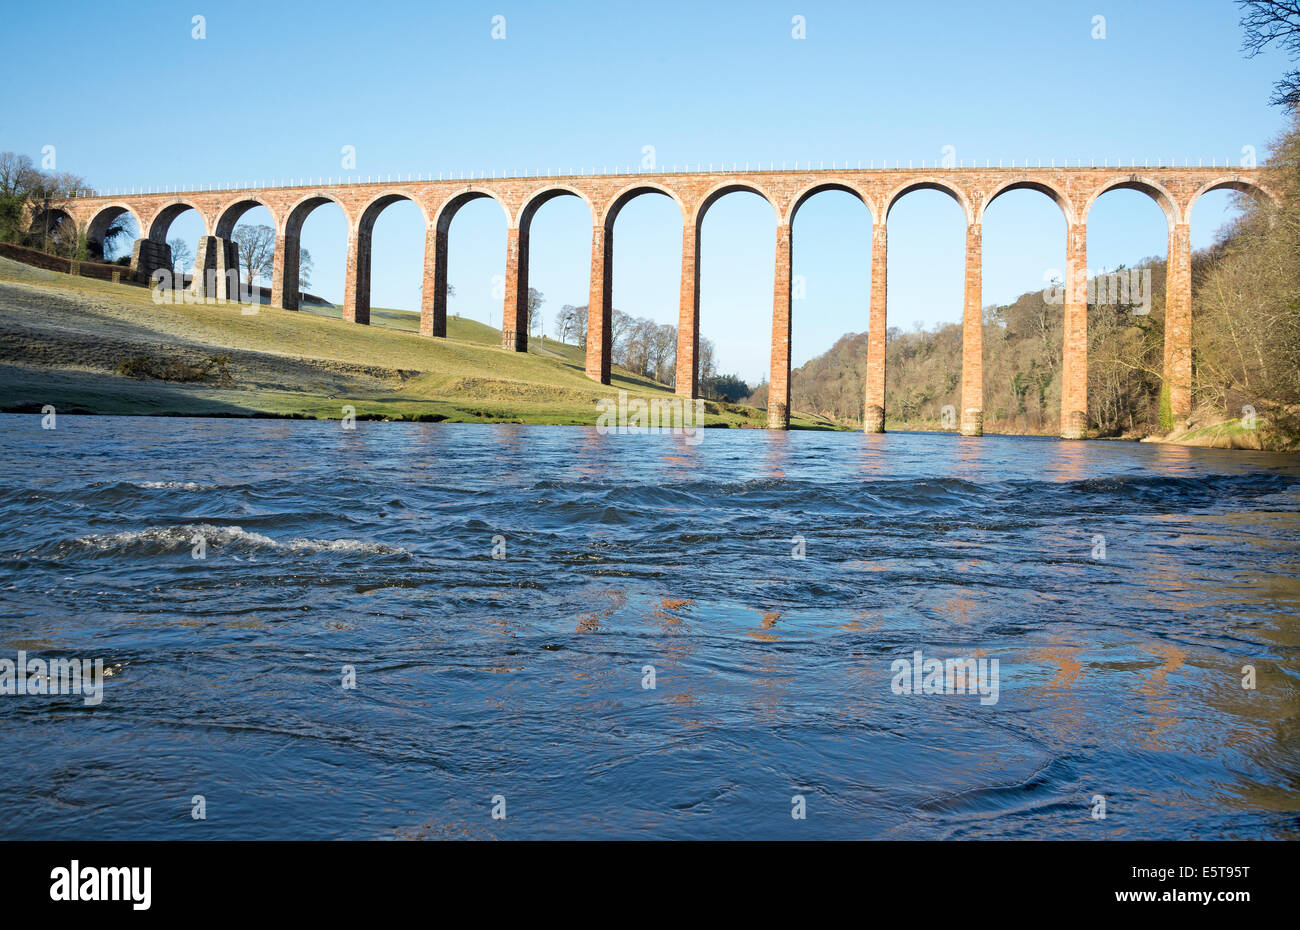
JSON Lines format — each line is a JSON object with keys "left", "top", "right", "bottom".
{"left": 432, "top": 188, "right": 510, "bottom": 236}
{"left": 86, "top": 203, "right": 142, "bottom": 245}
{"left": 417, "top": 188, "right": 511, "bottom": 339}
{"left": 582, "top": 182, "right": 689, "bottom": 386}
{"left": 1080, "top": 176, "right": 1179, "bottom": 229}
{"left": 1082, "top": 175, "right": 1187, "bottom": 426}
{"left": 275, "top": 192, "right": 350, "bottom": 312}
{"left": 880, "top": 177, "right": 977, "bottom": 433}
{"left": 786, "top": 180, "right": 878, "bottom": 226}
{"left": 146, "top": 200, "right": 209, "bottom": 243}
{"left": 511, "top": 186, "right": 597, "bottom": 349}
{"left": 977, "top": 177, "right": 1078, "bottom": 437}
{"left": 348, "top": 191, "right": 431, "bottom": 326}
{"left": 979, "top": 177, "right": 1075, "bottom": 225}
{"left": 26, "top": 205, "right": 77, "bottom": 251}
{"left": 214, "top": 195, "right": 280, "bottom": 239}
{"left": 692, "top": 180, "right": 779, "bottom": 227}
{"left": 357, "top": 189, "right": 430, "bottom": 234}
{"left": 1184, "top": 176, "right": 1278, "bottom": 224}
{"left": 518, "top": 185, "right": 596, "bottom": 230}
{"left": 693, "top": 181, "right": 784, "bottom": 416}
{"left": 283, "top": 191, "right": 350, "bottom": 238}
{"left": 600, "top": 181, "right": 686, "bottom": 228}
{"left": 884, "top": 178, "right": 973, "bottom": 223}
{"left": 83, "top": 203, "right": 143, "bottom": 263}
{"left": 784, "top": 180, "right": 878, "bottom": 420}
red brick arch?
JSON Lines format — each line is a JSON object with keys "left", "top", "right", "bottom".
{"left": 145, "top": 200, "right": 210, "bottom": 243}
{"left": 600, "top": 181, "right": 685, "bottom": 228}
{"left": 1082, "top": 175, "right": 1189, "bottom": 429}
{"left": 1185, "top": 176, "right": 1278, "bottom": 224}
{"left": 884, "top": 178, "right": 973, "bottom": 224}
{"left": 979, "top": 177, "right": 1076, "bottom": 225}
{"left": 214, "top": 196, "right": 280, "bottom": 239}
{"left": 25, "top": 204, "right": 77, "bottom": 251}
{"left": 282, "top": 192, "right": 350, "bottom": 236}
{"left": 518, "top": 185, "right": 596, "bottom": 229}
{"left": 587, "top": 182, "right": 691, "bottom": 387}
{"left": 431, "top": 188, "right": 509, "bottom": 234}
{"left": 692, "top": 179, "right": 780, "bottom": 227}
{"left": 342, "top": 191, "right": 433, "bottom": 326}
{"left": 416, "top": 189, "right": 512, "bottom": 341}
{"left": 359, "top": 189, "right": 431, "bottom": 232}
{"left": 84, "top": 203, "right": 144, "bottom": 256}
{"left": 271, "top": 193, "right": 350, "bottom": 312}
{"left": 785, "top": 180, "right": 878, "bottom": 226}
{"left": 498, "top": 187, "right": 599, "bottom": 353}
{"left": 1080, "top": 176, "right": 1179, "bottom": 228}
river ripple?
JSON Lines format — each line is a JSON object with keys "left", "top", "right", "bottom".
{"left": 0, "top": 416, "right": 1297, "bottom": 839}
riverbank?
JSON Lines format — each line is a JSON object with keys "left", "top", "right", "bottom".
{"left": 1145, "top": 414, "right": 1300, "bottom": 452}
{"left": 0, "top": 258, "right": 839, "bottom": 429}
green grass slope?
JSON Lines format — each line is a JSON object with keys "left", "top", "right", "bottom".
{"left": 0, "top": 258, "right": 835, "bottom": 428}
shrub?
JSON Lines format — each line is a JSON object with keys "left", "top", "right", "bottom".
{"left": 114, "top": 353, "right": 234, "bottom": 384}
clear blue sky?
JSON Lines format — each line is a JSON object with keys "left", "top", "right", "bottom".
{"left": 1, "top": 0, "right": 1290, "bottom": 383}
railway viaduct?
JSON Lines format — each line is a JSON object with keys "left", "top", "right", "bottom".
{"left": 49, "top": 164, "right": 1275, "bottom": 436}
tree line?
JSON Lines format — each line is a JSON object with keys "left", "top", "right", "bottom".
{"left": 0, "top": 152, "right": 87, "bottom": 256}
{"left": 551, "top": 303, "right": 750, "bottom": 399}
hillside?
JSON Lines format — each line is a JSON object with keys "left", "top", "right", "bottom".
{"left": 0, "top": 257, "right": 836, "bottom": 428}
{"left": 756, "top": 245, "right": 1296, "bottom": 449}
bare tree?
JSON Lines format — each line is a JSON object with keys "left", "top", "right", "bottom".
{"left": 299, "top": 248, "right": 314, "bottom": 291}
{"left": 699, "top": 336, "right": 717, "bottom": 385}
{"left": 22, "top": 169, "right": 84, "bottom": 253}
{"left": 611, "top": 310, "right": 634, "bottom": 355}
{"left": 0, "top": 152, "right": 37, "bottom": 197}
{"left": 1239, "top": 1, "right": 1300, "bottom": 106}
{"left": 649, "top": 322, "right": 677, "bottom": 385}
{"left": 554, "top": 304, "right": 587, "bottom": 346}
{"left": 231, "top": 224, "right": 276, "bottom": 286}
{"left": 168, "top": 238, "right": 193, "bottom": 273}
{"left": 0, "top": 153, "right": 84, "bottom": 252}
{"left": 527, "top": 287, "right": 545, "bottom": 336}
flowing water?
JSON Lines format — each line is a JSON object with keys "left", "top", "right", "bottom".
{"left": 1, "top": 415, "right": 1297, "bottom": 839}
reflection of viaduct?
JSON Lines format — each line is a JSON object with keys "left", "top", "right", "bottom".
{"left": 55, "top": 167, "right": 1274, "bottom": 435}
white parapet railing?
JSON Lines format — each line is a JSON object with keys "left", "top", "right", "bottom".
{"left": 70, "top": 156, "right": 1254, "bottom": 199}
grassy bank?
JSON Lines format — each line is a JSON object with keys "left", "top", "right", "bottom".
{"left": 0, "top": 258, "right": 839, "bottom": 428}
{"left": 1145, "top": 413, "right": 1300, "bottom": 452}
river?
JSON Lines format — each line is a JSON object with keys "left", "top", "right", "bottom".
{"left": 1, "top": 416, "right": 1297, "bottom": 839}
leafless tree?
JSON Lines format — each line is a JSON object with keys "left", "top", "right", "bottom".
{"left": 299, "top": 248, "right": 314, "bottom": 291}
{"left": 231, "top": 224, "right": 276, "bottom": 286}
{"left": 699, "top": 336, "right": 717, "bottom": 385}
{"left": 554, "top": 304, "right": 587, "bottom": 346}
{"left": 168, "top": 238, "right": 193, "bottom": 273}
{"left": 1239, "top": 1, "right": 1300, "bottom": 107}
{"left": 0, "top": 152, "right": 37, "bottom": 197}
{"left": 527, "top": 287, "right": 545, "bottom": 336}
